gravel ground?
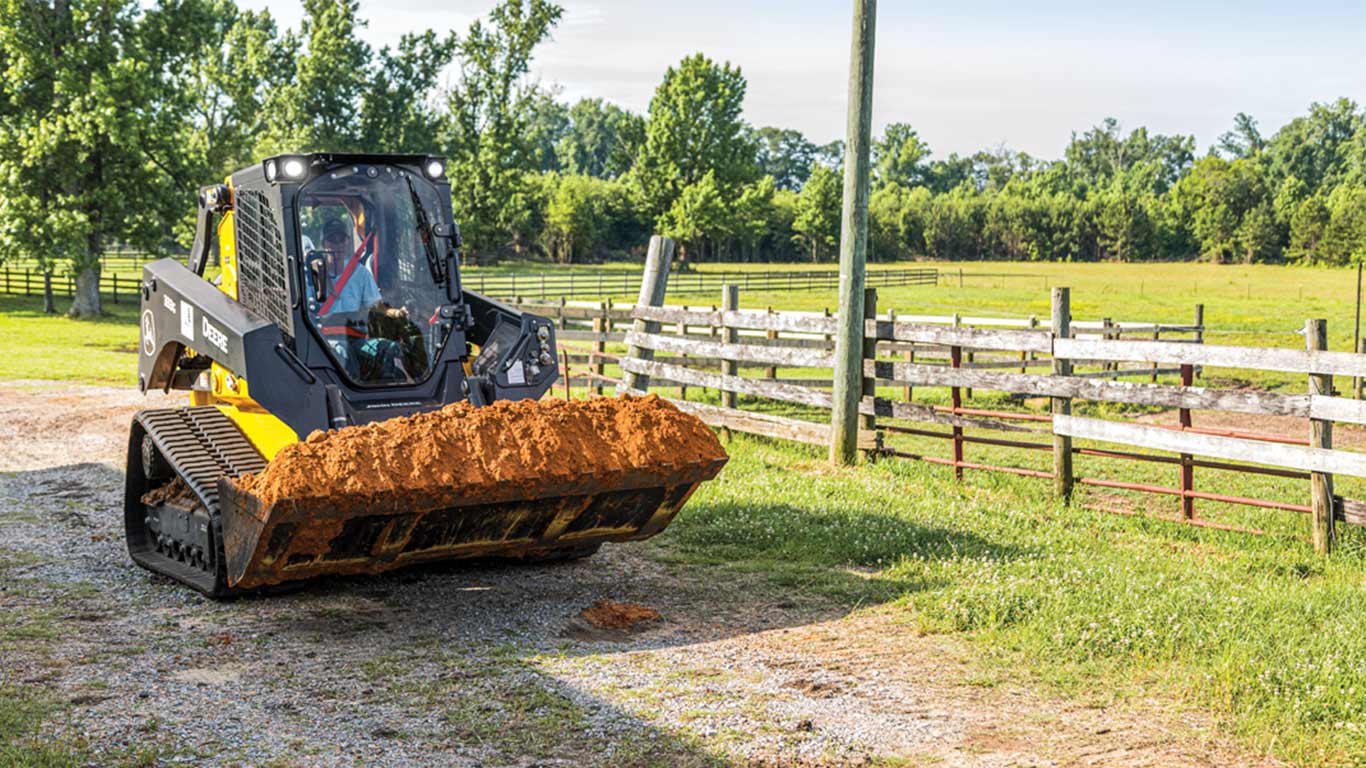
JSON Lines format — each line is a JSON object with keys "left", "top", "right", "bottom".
{"left": 0, "top": 381, "right": 1277, "bottom": 767}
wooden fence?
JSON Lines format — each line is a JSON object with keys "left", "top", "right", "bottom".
{"left": 601, "top": 284, "right": 1366, "bottom": 553}
{"left": 460, "top": 266, "right": 938, "bottom": 300}
{"left": 1, "top": 265, "right": 937, "bottom": 304}
{"left": 1, "top": 268, "right": 139, "bottom": 303}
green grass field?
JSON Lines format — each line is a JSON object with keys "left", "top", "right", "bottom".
{"left": 6, "top": 259, "right": 1366, "bottom": 765}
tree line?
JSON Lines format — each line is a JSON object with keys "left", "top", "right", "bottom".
{"left": 1, "top": 0, "right": 1363, "bottom": 319}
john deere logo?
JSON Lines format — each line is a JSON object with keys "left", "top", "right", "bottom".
{"left": 141, "top": 310, "right": 156, "bottom": 356}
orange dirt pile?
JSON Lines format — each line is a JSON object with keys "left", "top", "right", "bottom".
{"left": 233, "top": 394, "right": 727, "bottom": 508}
{"left": 580, "top": 599, "right": 661, "bottom": 629}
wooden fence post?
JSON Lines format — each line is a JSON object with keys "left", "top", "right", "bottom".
{"left": 860, "top": 287, "right": 878, "bottom": 460}
{"left": 1021, "top": 315, "right": 1036, "bottom": 373}
{"left": 1051, "top": 288, "right": 1073, "bottom": 502}
{"left": 765, "top": 306, "right": 778, "bottom": 380}
{"left": 676, "top": 315, "right": 688, "bottom": 400}
{"left": 622, "top": 235, "right": 675, "bottom": 392}
{"left": 953, "top": 313, "right": 972, "bottom": 400}
{"left": 1307, "top": 318, "right": 1335, "bottom": 553}
{"left": 721, "top": 285, "right": 739, "bottom": 411}
{"left": 591, "top": 316, "right": 606, "bottom": 397}
{"left": 1151, "top": 325, "right": 1161, "bottom": 383}
{"left": 1101, "top": 317, "right": 1114, "bottom": 374}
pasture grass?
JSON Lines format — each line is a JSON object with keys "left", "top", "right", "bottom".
{"left": 669, "top": 431, "right": 1366, "bottom": 766}
{"left": 0, "top": 296, "right": 143, "bottom": 384}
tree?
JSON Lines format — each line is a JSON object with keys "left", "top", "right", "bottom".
{"left": 1322, "top": 184, "right": 1366, "bottom": 265}
{"left": 358, "top": 30, "right": 457, "bottom": 153}
{"left": 1264, "top": 99, "right": 1364, "bottom": 193}
{"left": 659, "top": 170, "right": 729, "bottom": 266}
{"left": 540, "top": 173, "right": 633, "bottom": 263}
{"left": 0, "top": 0, "right": 209, "bottom": 318}
{"left": 523, "top": 87, "right": 569, "bottom": 172}
{"left": 1217, "top": 112, "right": 1265, "bottom": 159}
{"left": 1287, "top": 194, "right": 1330, "bottom": 262}
{"left": 555, "top": 98, "right": 642, "bottom": 179}
{"left": 138, "top": 0, "right": 292, "bottom": 247}
{"left": 873, "top": 123, "right": 929, "bottom": 188}
{"left": 441, "top": 0, "right": 563, "bottom": 257}
{"left": 632, "top": 53, "right": 757, "bottom": 221}
{"left": 791, "top": 164, "right": 841, "bottom": 262}
{"left": 256, "top": 0, "right": 370, "bottom": 155}
{"left": 1065, "top": 118, "right": 1194, "bottom": 194}
{"left": 754, "top": 126, "right": 816, "bottom": 190}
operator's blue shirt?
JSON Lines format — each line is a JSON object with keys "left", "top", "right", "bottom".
{"left": 321, "top": 264, "right": 381, "bottom": 315}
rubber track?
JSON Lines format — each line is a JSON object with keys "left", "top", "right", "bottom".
{"left": 139, "top": 407, "right": 266, "bottom": 509}
{"left": 135, "top": 407, "right": 265, "bottom": 594}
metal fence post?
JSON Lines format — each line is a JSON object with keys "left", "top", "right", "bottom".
{"left": 622, "top": 235, "right": 675, "bottom": 393}
{"left": 1307, "top": 318, "right": 1335, "bottom": 553}
{"left": 1193, "top": 304, "right": 1205, "bottom": 380}
{"left": 1051, "top": 288, "right": 1073, "bottom": 502}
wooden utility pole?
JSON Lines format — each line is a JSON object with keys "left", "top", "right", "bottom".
{"left": 830, "top": 0, "right": 878, "bottom": 466}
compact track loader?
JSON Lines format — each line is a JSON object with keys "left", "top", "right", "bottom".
{"left": 127, "top": 153, "right": 725, "bottom": 597}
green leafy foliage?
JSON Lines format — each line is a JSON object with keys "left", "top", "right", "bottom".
{"left": 3, "top": 0, "right": 1366, "bottom": 310}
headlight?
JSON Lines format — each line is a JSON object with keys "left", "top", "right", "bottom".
{"left": 282, "top": 158, "right": 306, "bottom": 179}
{"left": 264, "top": 159, "right": 277, "bottom": 182}
{"left": 425, "top": 159, "right": 445, "bottom": 179}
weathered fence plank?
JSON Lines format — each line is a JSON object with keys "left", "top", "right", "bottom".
{"left": 624, "top": 330, "right": 835, "bottom": 368}
{"left": 1056, "top": 337, "right": 1366, "bottom": 378}
{"left": 1053, "top": 414, "right": 1366, "bottom": 478}
{"left": 867, "top": 362, "right": 1316, "bottom": 418}
{"left": 871, "top": 321, "right": 1053, "bottom": 353}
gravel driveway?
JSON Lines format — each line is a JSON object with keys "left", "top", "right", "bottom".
{"left": 0, "top": 381, "right": 1276, "bottom": 767}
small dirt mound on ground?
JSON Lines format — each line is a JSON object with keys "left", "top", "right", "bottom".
{"left": 581, "top": 599, "right": 661, "bottom": 629}
{"left": 232, "top": 394, "right": 727, "bottom": 508}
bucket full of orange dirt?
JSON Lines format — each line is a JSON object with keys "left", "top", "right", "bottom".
{"left": 216, "top": 395, "right": 728, "bottom": 590}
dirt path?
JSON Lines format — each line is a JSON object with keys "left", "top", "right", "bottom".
{"left": 0, "top": 382, "right": 1276, "bottom": 767}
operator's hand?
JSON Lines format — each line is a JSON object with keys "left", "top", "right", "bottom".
{"left": 384, "top": 306, "right": 409, "bottom": 321}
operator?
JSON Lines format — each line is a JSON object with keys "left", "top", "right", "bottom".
{"left": 318, "top": 218, "right": 380, "bottom": 315}
{"left": 311, "top": 217, "right": 419, "bottom": 384}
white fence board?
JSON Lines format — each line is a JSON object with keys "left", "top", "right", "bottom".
{"left": 1054, "top": 414, "right": 1366, "bottom": 478}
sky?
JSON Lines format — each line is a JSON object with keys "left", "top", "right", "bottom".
{"left": 243, "top": 0, "right": 1366, "bottom": 160}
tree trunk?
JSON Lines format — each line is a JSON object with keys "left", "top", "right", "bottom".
{"left": 42, "top": 270, "right": 55, "bottom": 314}
{"left": 69, "top": 261, "right": 102, "bottom": 318}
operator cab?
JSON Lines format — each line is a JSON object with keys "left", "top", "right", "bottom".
{"left": 296, "top": 162, "right": 455, "bottom": 388}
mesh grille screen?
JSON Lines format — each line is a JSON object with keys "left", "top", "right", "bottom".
{"left": 233, "top": 189, "right": 293, "bottom": 338}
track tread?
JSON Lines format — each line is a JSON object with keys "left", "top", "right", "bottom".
{"left": 127, "top": 407, "right": 266, "bottom": 597}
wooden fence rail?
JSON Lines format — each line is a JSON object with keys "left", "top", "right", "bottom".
{"left": 1, "top": 267, "right": 138, "bottom": 303}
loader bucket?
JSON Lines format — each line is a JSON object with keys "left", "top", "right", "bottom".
{"left": 216, "top": 395, "right": 727, "bottom": 590}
